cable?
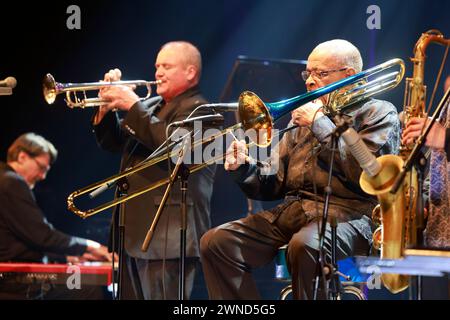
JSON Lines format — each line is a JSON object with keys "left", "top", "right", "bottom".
{"left": 309, "top": 108, "right": 331, "bottom": 299}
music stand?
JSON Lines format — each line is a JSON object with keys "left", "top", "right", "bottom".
{"left": 356, "top": 249, "right": 450, "bottom": 277}
{"left": 218, "top": 55, "right": 307, "bottom": 215}
{"left": 220, "top": 55, "right": 307, "bottom": 103}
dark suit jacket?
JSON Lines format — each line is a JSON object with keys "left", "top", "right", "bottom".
{"left": 0, "top": 162, "right": 88, "bottom": 262}
{"left": 93, "top": 86, "right": 216, "bottom": 259}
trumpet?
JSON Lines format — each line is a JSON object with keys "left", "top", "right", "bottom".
{"left": 43, "top": 73, "right": 162, "bottom": 108}
{"left": 67, "top": 58, "right": 405, "bottom": 218}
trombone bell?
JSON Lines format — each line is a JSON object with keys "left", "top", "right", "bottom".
{"left": 238, "top": 91, "right": 273, "bottom": 147}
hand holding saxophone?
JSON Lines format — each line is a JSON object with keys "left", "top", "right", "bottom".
{"left": 402, "top": 117, "right": 446, "bottom": 149}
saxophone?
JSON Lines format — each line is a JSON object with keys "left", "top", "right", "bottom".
{"left": 360, "top": 30, "right": 450, "bottom": 293}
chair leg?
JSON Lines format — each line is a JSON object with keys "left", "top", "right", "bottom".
{"left": 279, "top": 284, "right": 293, "bottom": 300}
{"left": 340, "top": 282, "right": 367, "bottom": 300}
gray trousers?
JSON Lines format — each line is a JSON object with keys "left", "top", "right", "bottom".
{"left": 123, "top": 254, "right": 199, "bottom": 300}
{"left": 200, "top": 204, "right": 370, "bottom": 300}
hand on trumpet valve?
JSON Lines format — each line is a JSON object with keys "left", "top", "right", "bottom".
{"left": 291, "top": 100, "right": 324, "bottom": 127}
{"left": 225, "top": 139, "right": 248, "bottom": 171}
{"left": 103, "top": 68, "right": 122, "bottom": 82}
{"left": 98, "top": 68, "right": 139, "bottom": 112}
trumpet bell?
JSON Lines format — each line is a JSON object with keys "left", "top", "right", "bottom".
{"left": 43, "top": 73, "right": 58, "bottom": 104}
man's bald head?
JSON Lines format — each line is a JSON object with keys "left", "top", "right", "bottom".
{"left": 310, "top": 39, "right": 363, "bottom": 73}
{"left": 161, "top": 41, "right": 202, "bottom": 83}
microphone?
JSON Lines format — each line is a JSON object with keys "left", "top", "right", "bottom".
{"left": 0, "top": 77, "right": 17, "bottom": 96}
{"left": 197, "top": 103, "right": 238, "bottom": 111}
{"left": 89, "top": 177, "right": 129, "bottom": 199}
{"left": 0, "top": 77, "right": 17, "bottom": 88}
{"left": 171, "top": 114, "right": 224, "bottom": 127}
{"left": 341, "top": 127, "right": 381, "bottom": 177}
{"left": 89, "top": 181, "right": 115, "bottom": 199}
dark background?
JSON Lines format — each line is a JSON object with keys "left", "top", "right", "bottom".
{"left": 0, "top": 0, "right": 449, "bottom": 299}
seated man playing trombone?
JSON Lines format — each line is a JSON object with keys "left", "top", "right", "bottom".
{"left": 200, "top": 39, "right": 401, "bottom": 299}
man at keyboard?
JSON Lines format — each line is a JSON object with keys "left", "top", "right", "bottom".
{"left": 0, "top": 133, "right": 113, "bottom": 299}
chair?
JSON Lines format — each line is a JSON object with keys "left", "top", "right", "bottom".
{"left": 275, "top": 244, "right": 368, "bottom": 300}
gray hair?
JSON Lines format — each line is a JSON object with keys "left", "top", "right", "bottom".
{"left": 7, "top": 132, "right": 58, "bottom": 164}
{"left": 312, "top": 39, "right": 363, "bottom": 72}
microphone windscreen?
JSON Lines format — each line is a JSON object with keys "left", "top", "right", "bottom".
{"left": 5, "top": 77, "right": 17, "bottom": 88}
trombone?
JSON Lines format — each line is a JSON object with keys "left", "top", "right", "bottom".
{"left": 43, "top": 73, "right": 162, "bottom": 108}
{"left": 67, "top": 58, "right": 405, "bottom": 218}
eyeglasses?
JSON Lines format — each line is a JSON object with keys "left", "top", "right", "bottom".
{"left": 32, "top": 157, "right": 51, "bottom": 174}
{"left": 301, "top": 67, "right": 348, "bottom": 81}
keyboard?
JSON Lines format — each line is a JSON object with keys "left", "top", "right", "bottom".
{"left": 0, "top": 262, "right": 114, "bottom": 286}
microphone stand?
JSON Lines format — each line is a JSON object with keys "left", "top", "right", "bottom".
{"left": 140, "top": 137, "right": 190, "bottom": 300}
{"left": 312, "top": 113, "right": 353, "bottom": 300}
{"left": 113, "top": 178, "right": 126, "bottom": 299}
{"left": 109, "top": 177, "right": 144, "bottom": 300}
{"left": 116, "top": 185, "right": 126, "bottom": 301}
{"left": 178, "top": 160, "right": 190, "bottom": 300}
{"left": 105, "top": 130, "right": 196, "bottom": 300}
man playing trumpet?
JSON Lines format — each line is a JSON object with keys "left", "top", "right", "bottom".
{"left": 92, "top": 41, "right": 216, "bottom": 299}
